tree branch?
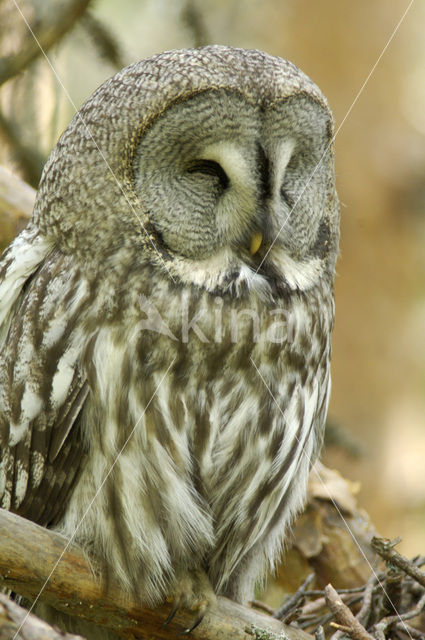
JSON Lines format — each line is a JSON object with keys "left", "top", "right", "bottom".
{"left": 372, "top": 591, "right": 425, "bottom": 640}
{"left": 181, "top": 0, "right": 210, "bottom": 47}
{"left": 0, "top": 0, "right": 93, "bottom": 86}
{"left": 0, "top": 164, "right": 35, "bottom": 219}
{"left": 0, "top": 165, "right": 34, "bottom": 249}
{"left": 0, "top": 509, "right": 312, "bottom": 640}
{"left": 0, "top": 594, "right": 83, "bottom": 640}
{"left": 324, "top": 584, "right": 375, "bottom": 640}
{"left": 371, "top": 536, "right": 425, "bottom": 588}
{"left": 0, "top": 112, "right": 45, "bottom": 187}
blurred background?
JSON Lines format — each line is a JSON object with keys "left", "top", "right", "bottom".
{"left": 0, "top": 0, "right": 424, "bottom": 558}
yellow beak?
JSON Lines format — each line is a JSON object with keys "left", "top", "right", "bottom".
{"left": 250, "top": 232, "right": 263, "bottom": 255}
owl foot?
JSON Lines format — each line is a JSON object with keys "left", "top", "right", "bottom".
{"left": 163, "top": 568, "right": 216, "bottom": 633}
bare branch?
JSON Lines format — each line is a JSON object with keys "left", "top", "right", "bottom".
{"left": 314, "top": 626, "right": 325, "bottom": 640}
{"left": 181, "top": 0, "right": 210, "bottom": 47}
{"left": 274, "top": 574, "right": 315, "bottom": 620}
{"left": 0, "top": 0, "right": 92, "bottom": 86}
{"left": 325, "top": 584, "right": 375, "bottom": 640}
{"left": 0, "top": 111, "right": 45, "bottom": 186}
{"left": 372, "top": 591, "right": 425, "bottom": 640}
{"left": 0, "top": 164, "right": 35, "bottom": 219}
{"left": 355, "top": 573, "right": 378, "bottom": 628}
{"left": 0, "top": 594, "right": 84, "bottom": 640}
{"left": 371, "top": 537, "right": 425, "bottom": 588}
{"left": 80, "top": 12, "right": 125, "bottom": 69}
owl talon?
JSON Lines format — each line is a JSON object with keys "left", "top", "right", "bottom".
{"left": 180, "top": 615, "right": 205, "bottom": 635}
{"left": 162, "top": 604, "right": 179, "bottom": 627}
{"left": 167, "top": 568, "right": 215, "bottom": 634}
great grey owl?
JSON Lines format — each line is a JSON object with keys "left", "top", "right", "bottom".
{"left": 0, "top": 46, "right": 339, "bottom": 636}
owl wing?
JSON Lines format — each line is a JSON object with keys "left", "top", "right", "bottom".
{"left": 0, "top": 225, "right": 90, "bottom": 526}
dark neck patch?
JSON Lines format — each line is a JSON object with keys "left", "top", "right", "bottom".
{"left": 311, "top": 219, "right": 330, "bottom": 259}
{"left": 257, "top": 143, "right": 272, "bottom": 201}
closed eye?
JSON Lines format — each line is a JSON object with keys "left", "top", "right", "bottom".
{"left": 187, "top": 159, "right": 229, "bottom": 189}
{"left": 280, "top": 185, "right": 294, "bottom": 208}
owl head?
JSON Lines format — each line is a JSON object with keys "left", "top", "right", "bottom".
{"left": 34, "top": 46, "right": 339, "bottom": 295}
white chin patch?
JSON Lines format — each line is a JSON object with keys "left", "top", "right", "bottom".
{"left": 172, "top": 245, "right": 322, "bottom": 296}
{"left": 172, "top": 249, "right": 271, "bottom": 298}
{"left": 271, "top": 248, "right": 323, "bottom": 290}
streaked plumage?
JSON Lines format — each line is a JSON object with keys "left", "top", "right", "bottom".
{"left": 0, "top": 46, "right": 339, "bottom": 637}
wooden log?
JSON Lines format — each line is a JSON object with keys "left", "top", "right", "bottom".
{"left": 0, "top": 509, "right": 312, "bottom": 640}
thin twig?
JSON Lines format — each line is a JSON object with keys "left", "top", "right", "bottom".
{"left": 394, "top": 622, "right": 425, "bottom": 639}
{"left": 379, "top": 566, "right": 403, "bottom": 619}
{"left": 315, "top": 625, "right": 325, "bottom": 640}
{"left": 250, "top": 600, "right": 275, "bottom": 616}
{"left": 325, "top": 584, "right": 375, "bottom": 640}
{"left": 373, "top": 591, "right": 425, "bottom": 640}
{"left": 299, "top": 611, "right": 335, "bottom": 630}
{"left": 356, "top": 574, "right": 378, "bottom": 627}
{"left": 372, "top": 537, "right": 425, "bottom": 588}
{"left": 300, "top": 597, "right": 328, "bottom": 617}
{"left": 305, "top": 587, "right": 369, "bottom": 597}
{"left": 330, "top": 622, "right": 352, "bottom": 633}
{"left": 273, "top": 574, "right": 315, "bottom": 620}
{"left": 413, "top": 556, "right": 425, "bottom": 568}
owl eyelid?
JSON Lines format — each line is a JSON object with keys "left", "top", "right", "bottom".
{"left": 186, "top": 159, "right": 229, "bottom": 189}
{"left": 280, "top": 185, "right": 294, "bottom": 208}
